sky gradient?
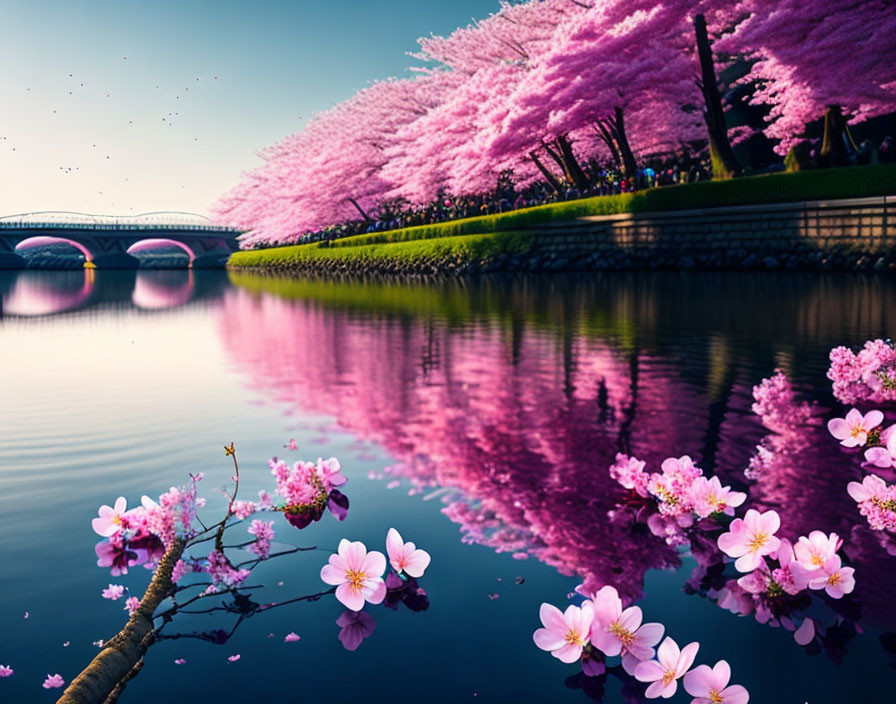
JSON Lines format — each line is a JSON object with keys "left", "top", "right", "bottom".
{"left": 0, "top": 0, "right": 498, "bottom": 217}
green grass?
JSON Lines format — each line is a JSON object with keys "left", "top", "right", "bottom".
{"left": 229, "top": 230, "right": 535, "bottom": 269}
{"left": 229, "top": 164, "right": 896, "bottom": 268}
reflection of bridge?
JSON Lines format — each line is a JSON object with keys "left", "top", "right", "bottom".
{"left": 0, "top": 211, "right": 241, "bottom": 269}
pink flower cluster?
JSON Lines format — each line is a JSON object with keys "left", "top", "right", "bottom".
{"left": 848, "top": 475, "right": 896, "bottom": 533}
{"left": 610, "top": 453, "right": 746, "bottom": 525}
{"left": 321, "top": 528, "right": 430, "bottom": 611}
{"left": 533, "top": 585, "right": 748, "bottom": 700}
{"left": 718, "top": 510, "right": 855, "bottom": 603}
{"left": 247, "top": 519, "right": 275, "bottom": 558}
{"left": 828, "top": 339, "right": 896, "bottom": 405}
{"left": 269, "top": 456, "right": 349, "bottom": 529}
{"left": 205, "top": 549, "right": 251, "bottom": 592}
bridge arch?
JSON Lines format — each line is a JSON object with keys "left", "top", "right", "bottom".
{"left": 15, "top": 236, "right": 93, "bottom": 262}
{"left": 126, "top": 238, "right": 196, "bottom": 264}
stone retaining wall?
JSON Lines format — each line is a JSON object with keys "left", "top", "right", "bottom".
{"left": 522, "top": 196, "right": 893, "bottom": 272}
{"left": 231, "top": 195, "right": 896, "bottom": 277}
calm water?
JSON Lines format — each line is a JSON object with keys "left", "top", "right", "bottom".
{"left": 1, "top": 268, "right": 895, "bottom": 702}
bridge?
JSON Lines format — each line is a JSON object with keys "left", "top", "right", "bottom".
{"left": 0, "top": 211, "right": 242, "bottom": 269}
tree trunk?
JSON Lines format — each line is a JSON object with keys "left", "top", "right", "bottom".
{"left": 595, "top": 121, "right": 622, "bottom": 168}
{"left": 694, "top": 13, "right": 741, "bottom": 179}
{"left": 346, "top": 197, "right": 373, "bottom": 222}
{"left": 529, "top": 151, "right": 563, "bottom": 194}
{"left": 819, "top": 105, "right": 857, "bottom": 168}
{"left": 57, "top": 540, "right": 185, "bottom": 704}
{"left": 555, "top": 134, "right": 590, "bottom": 191}
{"left": 612, "top": 106, "right": 639, "bottom": 185}
{"left": 541, "top": 139, "right": 572, "bottom": 184}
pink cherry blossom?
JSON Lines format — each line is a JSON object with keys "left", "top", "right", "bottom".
{"left": 847, "top": 474, "right": 896, "bottom": 532}
{"left": 284, "top": 632, "right": 300, "bottom": 642}
{"left": 683, "top": 660, "right": 749, "bottom": 704}
{"left": 0, "top": 665, "right": 12, "bottom": 678}
{"left": 101, "top": 584, "right": 125, "bottom": 600}
{"left": 533, "top": 601, "right": 594, "bottom": 664}
{"left": 634, "top": 637, "right": 699, "bottom": 699}
{"left": 807, "top": 555, "right": 855, "bottom": 598}
{"left": 589, "top": 585, "right": 664, "bottom": 662}
{"left": 717, "top": 509, "right": 781, "bottom": 573}
{"left": 124, "top": 596, "right": 140, "bottom": 613}
{"left": 770, "top": 539, "right": 810, "bottom": 595}
{"left": 689, "top": 476, "right": 746, "bottom": 518}
{"left": 793, "top": 531, "right": 842, "bottom": 574}
{"left": 385, "top": 527, "right": 431, "bottom": 578}
{"left": 320, "top": 539, "right": 387, "bottom": 611}
{"left": 92, "top": 497, "right": 129, "bottom": 537}
{"left": 288, "top": 438, "right": 298, "bottom": 450}
{"left": 174, "top": 658, "right": 186, "bottom": 665}
{"left": 864, "top": 425, "right": 896, "bottom": 468}
{"left": 227, "top": 654, "right": 240, "bottom": 662}
{"left": 42, "top": 674, "right": 65, "bottom": 689}
{"left": 827, "top": 408, "right": 883, "bottom": 447}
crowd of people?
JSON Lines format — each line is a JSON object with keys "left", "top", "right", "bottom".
{"left": 298, "top": 153, "right": 715, "bottom": 246}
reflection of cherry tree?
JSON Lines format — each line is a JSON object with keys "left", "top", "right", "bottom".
{"left": 218, "top": 287, "right": 739, "bottom": 602}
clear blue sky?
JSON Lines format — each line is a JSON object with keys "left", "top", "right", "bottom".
{"left": 0, "top": 0, "right": 498, "bottom": 217}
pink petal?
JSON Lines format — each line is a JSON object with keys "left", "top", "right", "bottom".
{"left": 341, "top": 540, "right": 367, "bottom": 571}
{"left": 360, "top": 550, "right": 386, "bottom": 578}
{"left": 865, "top": 410, "right": 884, "bottom": 429}
{"left": 534, "top": 628, "right": 567, "bottom": 652}
{"left": 403, "top": 549, "right": 431, "bottom": 578}
{"left": 758, "top": 510, "right": 780, "bottom": 535}
{"left": 645, "top": 679, "right": 675, "bottom": 698}
{"left": 657, "top": 637, "right": 680, "bottom": 668}
{"left": 335, "top": 582, "right": 365, "bottom": 612}
{"left": 592, "top": 627, "right": 622, "bottom": 657}
{"left": 320, "top": 564, "right": 346, "bottom": 586}
{"left": 683, "top": 665, "right": 714, "bottom": 697}
{"left": 364, "top": 578, "right": 387, "bottom": 605}
{"left": 552, "top": 643, "right": 583, "bottom": 664}
{"left": 634, "top": 659, "right": 665, "bottom": 682}
{"left": 827, "top": 418, "right": 850, "bottom": 440}
{"left": 618, "top": 606, "right": 643, "bottom": 632}
{"left": 590, "top": 586, "right": 622, "bottom": 626}
{"left": 676, "top": 641, "right": 700, "bottom": 675}
{"left": 385, "top": 528, "right": 403, "bottom": 561}
{"left": 721, "top": 684, "right": 750, "bottom": 704}
{"left": 539, "top": 603, "right": 567, "bottom": 633}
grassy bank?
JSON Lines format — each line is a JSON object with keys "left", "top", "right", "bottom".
{"left": 229, "top": 164, "right": 896, "bottom": 269}
{"left": 230, "top": 229, "right": 535, "bottom": 270}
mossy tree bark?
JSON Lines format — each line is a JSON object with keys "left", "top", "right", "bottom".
{"left": 694, "top": 13, "right": 741, "bottom": 180}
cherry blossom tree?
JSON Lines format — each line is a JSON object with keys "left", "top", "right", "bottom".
{"left": 716, "top": 0, "right": 896, "bottom": 158}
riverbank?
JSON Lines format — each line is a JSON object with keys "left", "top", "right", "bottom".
{"left": 228, "top": 165, "right": 896, "bottom": 276}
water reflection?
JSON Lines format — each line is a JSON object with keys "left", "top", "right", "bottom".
{"left": 131, "top": 270, "right": 194, "bottom": 310}
{"left": 0, "top": 269, "right": 225, "bottom": 317}
{"left": 220, "top": 272, "right": 896, "bottom": 645}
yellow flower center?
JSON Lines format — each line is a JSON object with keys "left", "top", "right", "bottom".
{"left": 827, "top": 572, "right": 842, "bottom": 586}
{"left": 850, "top": 425, "right": 863, "bottom": 438}
{"left": 564, "top": 629, "right": 584, "bottom": 647}
{"left": 346, "top": 569, "right": 365, "bottom": 590}
{"left": 112, "top": 515, "right": 124, "bottom": 526}
{"left": 811, "top": 553, "right": 824, "bottom": 567}
{"left": 710, "top": 690, "right": 724, "bottom": 703}
{"left": 609, "top": 621, "right": 635, "bottom": 648}
{"left": 747, "top": 532, "right": 768, "bottom": 552}
{"left": 661, "top": 669, "right": 676, "bottom": 686}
